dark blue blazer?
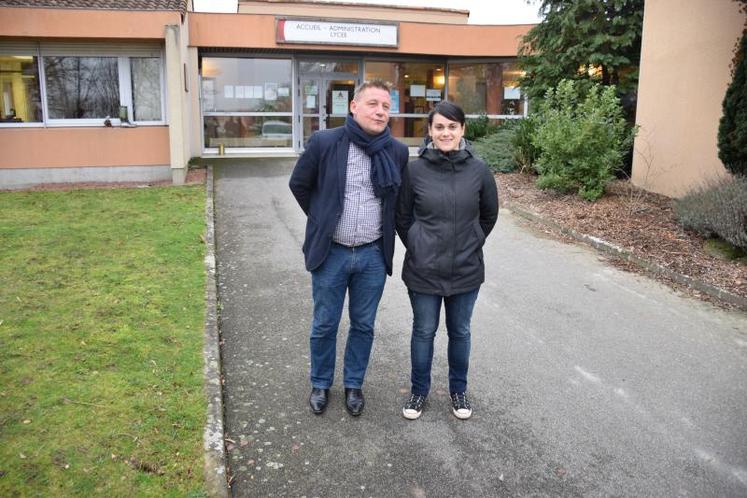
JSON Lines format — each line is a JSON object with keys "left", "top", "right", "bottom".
{"left": 289, "top": 126, "right": 409, "bottom": 275}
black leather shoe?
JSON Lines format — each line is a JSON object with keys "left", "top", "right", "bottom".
{"left": 309, "top": 388, "right": 329, "bottom": 415}
{"left": 344, "top": 388, "right": 365, "bottom": 416}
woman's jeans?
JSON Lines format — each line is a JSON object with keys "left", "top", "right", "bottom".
{"left": 408, "top": 287, "right": 480, "bottom": 396}
{"left": 310, "top": 241, "right": 386, "bottom": 390}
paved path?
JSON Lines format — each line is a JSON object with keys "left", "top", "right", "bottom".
{"left": 214, "top": 158, "right": 747, "bottom": 497}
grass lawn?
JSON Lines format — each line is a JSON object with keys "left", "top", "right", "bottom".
{"left": 0, "top": 185, "right": 207, "bottom": 497}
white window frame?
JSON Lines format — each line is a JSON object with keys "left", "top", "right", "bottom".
{"left": 127, "top": 55, "right": 167, "bottom": 125}
{"left": 0, "top": 42, "right": 166, "bottom": 128}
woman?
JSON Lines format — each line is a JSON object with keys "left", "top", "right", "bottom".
{"left": 396, "top": 101, "right": 498, "bottom": 420}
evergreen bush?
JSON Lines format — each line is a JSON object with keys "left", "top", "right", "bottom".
{"left": 511, "top": 116, "right": 540, "bottom": 173}
{"left": 674, "top": 176, "right": 747, "bottom": 251}
{"left": 465, "top": 114, "right": 498, "bottom": 141}
{"left": 717, "top": 28, "right": 747, "bottom": 176}
{"left": 473, "top": 122, "right": 518, "bottom": 173}
{"left": 532, "top": 79, "right": 637, "bottom": 201}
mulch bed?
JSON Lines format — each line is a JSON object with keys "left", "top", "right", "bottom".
{"left": 496, "top": 172, "right": 746, "bottom": 307}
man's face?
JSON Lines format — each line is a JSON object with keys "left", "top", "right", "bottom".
{"left": 350, "top": 86, "right": 391, "bottom": 135}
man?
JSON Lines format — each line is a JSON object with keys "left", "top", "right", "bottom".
{"left": 289, "top": 80, "right": 409, "bottom": 416}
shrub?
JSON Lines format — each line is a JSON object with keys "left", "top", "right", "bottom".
{"left": 511, "top": 115, "right": 540, "bottom": 173}
{"left": 674, "top": 175, "right": 747, "bottom": 250}
{"left": 717, "top": 29, "right": 747, "bottom": 176}
{"left": 465, "top": 114, "right": 498, "bottom": 141}
{"left": 473, "top": 122, "right": 518, "bottom": 173}
{"left": 532, "top": 79, "right": 637, "bottom": 201}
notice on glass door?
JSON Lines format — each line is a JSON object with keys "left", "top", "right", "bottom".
{"left": 332, "top": 90, "right": 349, "bottom": 114}
{"left": 390, "top": 89, "right": 400, "bottom": 114}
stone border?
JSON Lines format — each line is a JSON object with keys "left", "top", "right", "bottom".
{"left": 507, "top": 205, "right": 747, "bottom": 311}
{"left": 202, "top": 165, "right": 230, "bottom": 498}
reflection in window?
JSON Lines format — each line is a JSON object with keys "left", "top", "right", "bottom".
{"left": 0, "top": 55, "right": 42, "bottom": 123}
{"left": 201, "top": 58, "right": 292, "bottom": 113}
{"left": 365, "top": 61, "right": 445, "bottom": 115}
{"left": 365, "top": 61, "right": 444, "bottom": 143}
{"left": 201, "top": 57, "right": 294, "bottom": 149}
{"left": 44, "top": 56, "right": 119, "bottom": 119}
{"left": 387, "top": 117, "right": 428, "bottom": 147}
{"left": 131, "top": 57, "right": 161, "bottom": 121}
{"left": 448, "top": 62, "right": 525, "bottom": 116}
{"left": 203, "top": 115, "right": 292, "bottom": 148}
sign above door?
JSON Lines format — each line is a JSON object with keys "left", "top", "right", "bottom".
{"left": 276, "top": 19, "right": 398, "bottom": 48}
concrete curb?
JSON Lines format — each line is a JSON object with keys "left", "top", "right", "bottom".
{"left": 202, "top": 166, "right": 230, "bottom": 498}
{"left": 507, "top": 204, "right": 747, "bottom": 311}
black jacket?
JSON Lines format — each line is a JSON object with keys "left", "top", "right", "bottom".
{"left": 396, "top": 143, "right": 499, "bottom": 295}
{"left": 289, "top": 126, "right": 409, "bottom": 275}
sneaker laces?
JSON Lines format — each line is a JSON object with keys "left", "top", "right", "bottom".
{"left": 405, "top": 394, "right": 426, "bottom": 411}
{"left": 451, "top": 392, "right": 471, "bottom": 411}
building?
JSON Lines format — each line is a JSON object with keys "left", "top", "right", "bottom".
{"left": 0, "top": 0, "right": 533, "bottom": 189}
{"left": 632, "top": 0, "right": 745, "bottom": 197}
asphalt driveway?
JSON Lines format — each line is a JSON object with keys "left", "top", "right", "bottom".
{"left": 213, "top": 158, "right": 747, "bottom": 497}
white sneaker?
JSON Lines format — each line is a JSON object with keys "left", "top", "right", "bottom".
{"left": 450, "top": 391, "right": 472, "bottom": 419}
{"left": 402, "top": 394, "right": 427, "bottom": 420}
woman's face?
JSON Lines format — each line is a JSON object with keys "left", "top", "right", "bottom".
{"left": 428, "top": 113, "right": 465, "bottom": 152}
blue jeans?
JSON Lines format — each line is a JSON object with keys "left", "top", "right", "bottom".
{"left": 408, "top": 287, "right": 480, "bottom": 396}
{"left": 310, "top": 241, "right": 387, "bottom": 390}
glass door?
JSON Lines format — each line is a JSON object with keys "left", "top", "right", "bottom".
{"left": 297, "top": 59, "right": 360, "bottom": 149}
{"left": 300, "top": 78, "right": 322, "bottom": 143}
{"left": 324, "top": 78, "right": 356, "bottom": 130}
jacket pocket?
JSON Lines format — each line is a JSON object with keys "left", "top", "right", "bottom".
{"left": 472, "top": 220, "right": 486, "bottom": 246}
{"left": 303, "top": 215, "right": 320, "bottom": 253}
{"left": 406, "top": 222, "right": 438, "bottom": 274}
{"left": 453, "top": 220, "right": 484, "bottom": 271}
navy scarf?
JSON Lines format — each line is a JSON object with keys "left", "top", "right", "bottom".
{"left": 344, "top": 114, "right": 401, "bottom": 198}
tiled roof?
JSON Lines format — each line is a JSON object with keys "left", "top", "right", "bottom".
{"left": 0, "top": 0, "right": 187, "bottom": 12}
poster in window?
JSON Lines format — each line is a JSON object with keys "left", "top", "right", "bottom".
{"left": 224, "top": 85, "right": 234, "bottom": 98}
{"left": 278, "top": 87, "right": 290, "bottom": 97}
{"left": 504, "top": 86, "right": 521, "bottom": 100}
{"left": 425, "top": 89, "right": 442, "bottom": 102}
{"left": 410, "top": 85, "right": 425, "bottom": 97}
{"left": 253, "top": 85, "right": 263, "bottom": 99}
{"left": 235, "top": 86, "right": 245, "bottom": 99}
{"left": 304, "top": 82, "right": 318, "bottom": 96}
{"left": 332, "top": 90, "right": 349, "bottom": 114}
{"left": 265, "top": 83, "right": 278, "bottom": 101}
{"left": 389, "top": 89, "right": 400, "bottom": 114}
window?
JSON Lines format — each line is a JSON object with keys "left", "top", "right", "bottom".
{"left": 131, "top": 57, "right": 162, "bottom": 122}
{"left": 201, "top": 57, "right": 293, "bottom": 149}
{"left": 0, "top": 44, "right": 165, "bottom": 127}
{"left": 365, "top": 60, "right": 446, "bottom": 146}
{"left": 448, "top": 62, "right": 526, "bottom": 117}
{"left": 0, "top": 55, "right": 42, "bottom": 123}
{"left": 44, "top": 56, "right": 120, "bottom": 119}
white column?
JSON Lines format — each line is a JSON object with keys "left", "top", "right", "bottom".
{"left": 165, "top": 24, "right": 187, "bottom": 184}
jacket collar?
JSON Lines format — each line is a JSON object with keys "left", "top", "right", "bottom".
{"left": 417, "top": 138, "right": 475, "bottom": 165}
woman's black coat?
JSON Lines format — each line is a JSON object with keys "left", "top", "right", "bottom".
{"left": 396, "top": 143, "right": 499, "bottom": 296}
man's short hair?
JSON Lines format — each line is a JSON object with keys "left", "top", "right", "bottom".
{"left": 353, "top": 79, "right": 392, "bottom": 101}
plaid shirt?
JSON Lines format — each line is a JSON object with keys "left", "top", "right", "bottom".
{"left": 332, "top": 143, "right": 382, "bottom": 246}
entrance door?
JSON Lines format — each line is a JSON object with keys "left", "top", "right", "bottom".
{"left": 298, "top": 73, "right": 358, "bottom": 149}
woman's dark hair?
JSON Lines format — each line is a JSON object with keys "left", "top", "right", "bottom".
{"left": 428, "top": 101, "right": 465, "bottom": 126}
